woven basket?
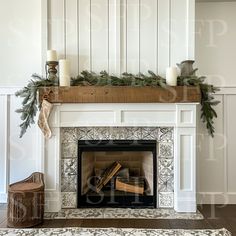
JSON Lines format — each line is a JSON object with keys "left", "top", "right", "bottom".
{"left": 7, "top": 172, "right": 44, "bottom": 228}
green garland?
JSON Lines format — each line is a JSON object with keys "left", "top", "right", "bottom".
{"left": 16, "top": 70, "right": 219, "bottom": 138}
{"left": 15, "top": 74, "right": 54, "bottom": 137}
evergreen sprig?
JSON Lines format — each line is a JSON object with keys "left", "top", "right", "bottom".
{"left": 71, "top": 70, "right": 166, "bottom": 87}
{"left": 177, "top": 75, "right": 220, "bottom": 136}
{"left": 15, "top": 74, "right": 54, "bottom": 137}
{"left": 16, "top": 71, "right": 219, "bottom": 138}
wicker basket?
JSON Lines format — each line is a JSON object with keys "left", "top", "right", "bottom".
{"left": 7, "top": 172, "right": 45, "bottom": 228}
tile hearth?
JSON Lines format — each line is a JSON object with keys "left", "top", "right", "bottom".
{"left": 44, "top": 208, "right": 203, "bottom": 220}
{"left": 61, "top": 127, "right": 174, "bottom": 209}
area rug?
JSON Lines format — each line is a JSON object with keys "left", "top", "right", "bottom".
{"left": 44, "top": 208, "right": 204, "bottom": 220}
{"left": 0, "top": 227, "right": 231, "bottom": 236}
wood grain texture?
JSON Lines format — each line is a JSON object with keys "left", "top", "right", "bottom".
{"left": 38, "top": 86, "right": 201, "bottom": 103}
{"left": 7, "top": 173, "right": 44, "bottom": 228}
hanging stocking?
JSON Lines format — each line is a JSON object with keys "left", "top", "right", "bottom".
{"left": 38, "top": 99, "right": 53, "bottom": 139}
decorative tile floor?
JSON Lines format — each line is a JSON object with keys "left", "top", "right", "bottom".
{"left": 44, "top": 208, "right": 204, "bottom": 220}
{"left": 0, "top": 228, "right": 231, "bottom": 236}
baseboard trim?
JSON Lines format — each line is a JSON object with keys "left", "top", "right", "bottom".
{"left": 197, "top": 192, "right": 236, "bottom": 204}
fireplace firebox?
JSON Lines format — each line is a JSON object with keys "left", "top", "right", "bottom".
{"left": 77, "top": 140, "right": 157, "bottom": 208}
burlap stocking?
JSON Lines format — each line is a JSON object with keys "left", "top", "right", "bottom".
{"left": 38, "top": 99, "right": 53, "bottom": 139}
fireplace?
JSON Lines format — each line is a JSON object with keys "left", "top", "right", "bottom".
{"left": 44, "top": 103, "right": 197, "bottom": 213}
{"left": 77, "top": 140, "right": 157, "bottom": 208}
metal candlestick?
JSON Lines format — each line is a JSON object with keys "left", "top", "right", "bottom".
{"left": 46, "top": 61, "right": 59, "bottom": 86}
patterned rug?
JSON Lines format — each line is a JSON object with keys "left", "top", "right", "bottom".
{"left": 44, "top": 208, "right": 204, "bottom": 220}
{"left": 0, "top": 227, "right": 231, "bottom": 236}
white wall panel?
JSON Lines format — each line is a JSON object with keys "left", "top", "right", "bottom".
{"left": 0, "top": 0, "right": 42, "bottom": 86}
{"left": 78, "top": 0, "right": 91, "bottom": 71}
{"left": 170, "top": 0, "right": 188, "bottom": 65}
{"left": 109, "top": 0, "right": 120, "bottom": 74}
{"left": 157, "top": 0, "right": 170, "bottom": 76}
{"left": 180, "top": 135, "right": 192, "bottom": 190}
{"left": 196, "top": 2, "right": 236, "bottom": 87}
{"left": 91, "top": 0, "right": 109, "bottom": 72}
{"left": 49, "top": 0, "right": 194, "bottom": 75}
{"left": 48, "top": 0, "right": 65, "bottom": 57}
{"left": 0, "top": 96, "right": 8, "bottom": 202}
{"left": 226, "top": 95, "right": 236, "bottom": 193}
{"left": 140, "top": 0, "right": 158, "bottom": 73}
{"left": 1, "top": 0, "right": 236, "bottom": 206}
{"left": 65, "top": 0, "right": 79, "bottom": 76}
{"left": 197, "top": 95, "right": 225, "bottom": 193}
{"left": 196, "top": 2, "right": 236, "bottom": 203}
{"left": 126, "top": 0, "right": 140, "bottom": 73}
{"left": 0, "top": 90, "right": 41, "bottom": 203}
{"left": 9, "top": 96, "right": 38, "bottom": 184}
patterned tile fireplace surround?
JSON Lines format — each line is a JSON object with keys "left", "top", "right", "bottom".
{"left": 61, "top": 127, "right": 174, "bottom": 209}
{"left": 44, "top": 103, "right": 197, "bottom": 213}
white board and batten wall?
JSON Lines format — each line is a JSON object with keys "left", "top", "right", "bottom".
{"left": 0, "top": 0, "right": 235, "bottom": 205}
{"left": 0, "top": 0, "right": 43, "bottom": 203}
{"left": 47, "top": 0, "right": 194, "bottom": 76}
{"left": 196, "top": 2, "right": 236, "bottom": 204}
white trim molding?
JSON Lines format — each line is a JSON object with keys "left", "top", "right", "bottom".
{"left": 43, "top": 103, "right": 198, "bottom": 212}
{"left": 0, "top": 95, "right": 10, "bottom": 203}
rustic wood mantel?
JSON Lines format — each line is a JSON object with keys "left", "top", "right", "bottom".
{"left": 38, "top": 86, "right": 201, "bottom": 103}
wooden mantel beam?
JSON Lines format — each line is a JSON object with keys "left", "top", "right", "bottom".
{"left": 38, "top": 86, "right": 201, "bottom": 103}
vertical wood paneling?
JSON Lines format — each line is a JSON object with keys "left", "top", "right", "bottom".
{"left": 120, "top": 0, "right": 127, "bottom": 73}
{"left": 157, "top": 0, "right": 170, "bottom": 76}
{"left": 0, "top": 96, "right": 7, "bottom": 200}
{"left": 197, "top": 95, "right": 225, "bottom": 193}
{"left": 126, "top": 0, "right": 140, "bottom": 74}
{"left": 65, "top": 0, "right": 79, "bottom": 76}
{"left": 187, "top": 0, "right": 195, "bottom": 59}
{"left": 140, "top": 0, "right": 158, "bottom": 73}
{"left": 48, "top": 0, "right": 194, "bottom": 75}
{"left": 9, "top": 96, "right": 38, "bottom": 184}
{"left": 170, "top": 0, "right": 188, "bottom": 65}
{"left": 78, "top": 0, "right": 91, "bottom": 71}
{"left": 175, "top": 126, "right": 196, "bottom": 212}
{"left": 109, "top": 0, "right": 120, "bottom": 74}
{"left": 91, "top": 0, "right": 109, "bottom": 72}
{"left": 226, "top": 95, "right": 236, "bottom": 192}
{"left": 48, "top": 0, "right": 65, "bottom": 57}
{"left": 180, "top": 135, "right": 192, "bottom": 190}
{"left": 41, "top": 0, "right": 49, "bottom": 73}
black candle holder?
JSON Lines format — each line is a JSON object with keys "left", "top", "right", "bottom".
{"left": 46, "top": 61, "right": 59, "bottom": 86}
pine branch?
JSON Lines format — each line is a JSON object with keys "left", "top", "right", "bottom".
{"left": 16, "top": 70, "right": 220, "bottom": 138}
{"left": 15, "top": 74, "right": 54, "bottom": 137}
{"left": 177, "top": 75, "right": 219, "bottom": 137}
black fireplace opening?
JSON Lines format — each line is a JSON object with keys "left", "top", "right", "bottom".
{"left": 77, "top": 140, "right": 157, "bottom": 208}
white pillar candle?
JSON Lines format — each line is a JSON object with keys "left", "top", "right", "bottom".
{"left": 59, "top": 59, "right": 70, "bottom": 86}
{"left": 47, "top": 50, "right": 57, "bottom": 61}
{"left": 166, "top": 67, "right": 178, "bottom": 86}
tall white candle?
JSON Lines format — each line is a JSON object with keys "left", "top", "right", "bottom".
{"left": 47, "top": 50, "right": 57, "bottom": 61}
{"left": 59, "top": 59, "right": 70, "bottom": 86}
{"left": 166, "top": 67, "right": 178, "bottom": 86}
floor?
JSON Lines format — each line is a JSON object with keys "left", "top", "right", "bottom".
{"left": 1, "top": 205, "right": 236, "bottom": 236}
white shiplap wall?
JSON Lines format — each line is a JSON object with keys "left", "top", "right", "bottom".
{"left": 47, "top": 0, "right": 195, "bottom": 76}
{"left": 0, "top": 0, "right": 195, "bottom": 203}
{"left": 2, "top": 0, "right": 236, "bottom": 205}
{"left": 0, "top": 89, "right": 42, "bottom": 203}
{"left": 196, "top": 2, "right": 236, "bottom": 204}
{"left": 0, "top": 0, "right": 43, "bottom": 202}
